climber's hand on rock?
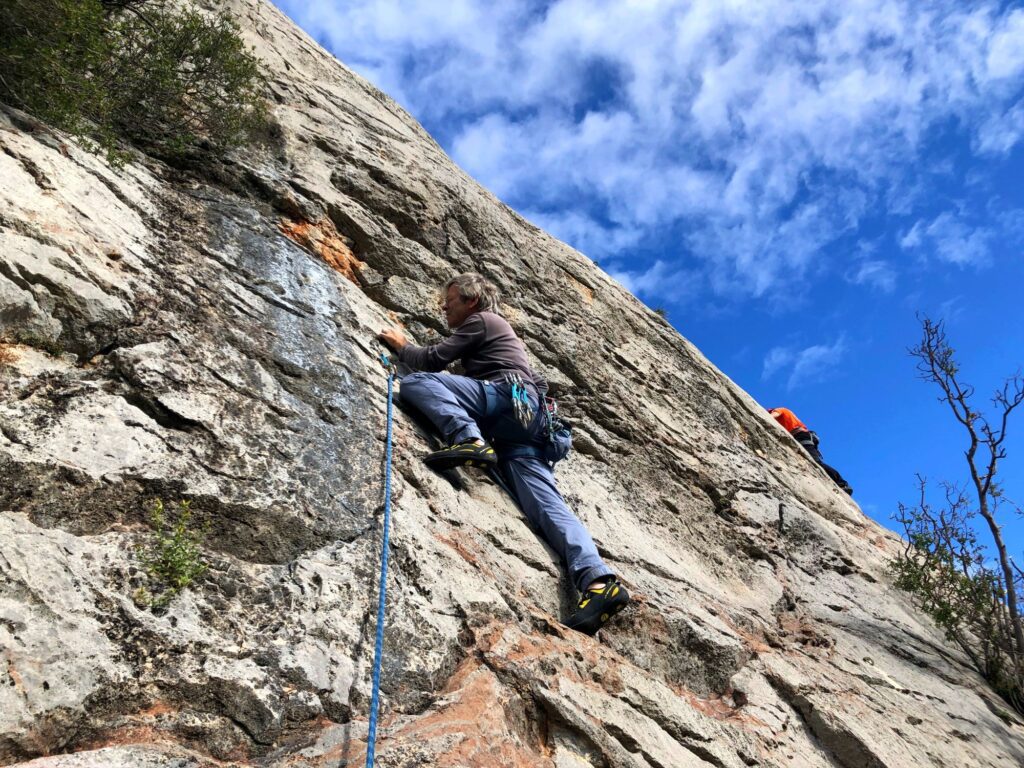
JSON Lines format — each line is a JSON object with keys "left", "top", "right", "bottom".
{"left": 378, "top": 327, "right": 407, "bottom": 351}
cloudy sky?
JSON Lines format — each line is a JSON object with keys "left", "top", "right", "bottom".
{"left": 273, "top": 0, "right": 1024, "bottom": 554}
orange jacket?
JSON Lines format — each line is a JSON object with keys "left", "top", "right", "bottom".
{"left": 769, "top": 407, "right": 808, "bottom": 434}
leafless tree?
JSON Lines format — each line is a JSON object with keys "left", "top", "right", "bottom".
{"left": 892, "top": 315, "right": 1023, "bottom": 713}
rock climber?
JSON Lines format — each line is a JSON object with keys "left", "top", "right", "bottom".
{"left": 768, "top": 407, "right": 853, "bottom": 495}
{"left": 378, "top": 272, "right": 629, "bottom": 635}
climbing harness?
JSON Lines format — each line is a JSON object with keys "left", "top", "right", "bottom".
{"left": 504, "top": 372, "right": 535, "bottom": 428}
{"left": 366, "top": 349, "right": 397, "bottom": 768}
{"left": 493, "top": 393, "right": 572, "bottom": 466}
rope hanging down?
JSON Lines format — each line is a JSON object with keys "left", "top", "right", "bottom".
{"left": 366, "top": 351, "right": 397, "bottom": 767}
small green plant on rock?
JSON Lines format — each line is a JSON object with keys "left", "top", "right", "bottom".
{"left": 6, "top": 331, "right": 65, "bottom": 357}
{"left": 136, "top": 498, "right": 209, "bottom": 609}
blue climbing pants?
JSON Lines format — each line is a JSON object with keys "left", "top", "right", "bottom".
{"left": 399, "top": 371, "right": 613, "bottom": 593}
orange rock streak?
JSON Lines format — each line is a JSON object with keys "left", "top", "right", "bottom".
{"left": 378, "top": 657, "right": 554, "bottom": 768}
{"left": 278, "top": 218, "right": 364, "bottom": 284}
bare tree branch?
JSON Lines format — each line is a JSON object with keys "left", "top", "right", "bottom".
{"left": 895, "top": 315, "right": 1024, "bottom": 711}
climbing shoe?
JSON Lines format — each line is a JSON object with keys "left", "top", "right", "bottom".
{"left": 423, "top": 440, "right": 497, "bottom": 471}
{"left": 565, "top": 578, "right": 629, "bottom": 636}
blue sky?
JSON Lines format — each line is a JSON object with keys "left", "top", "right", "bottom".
{"left": 271, "top": 0, "right": 1024, "bottom": 560}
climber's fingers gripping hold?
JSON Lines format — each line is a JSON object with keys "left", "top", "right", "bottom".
{"left": 378, "top": 327, "right": 408, "bottom": 352}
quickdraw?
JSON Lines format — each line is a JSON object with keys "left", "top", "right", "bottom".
{"left": 542, "top": 395, "right": 563, "bottom": 439}
{"left": 378, "top": 350, "right": 398, "bottom": 378}
{"left": 504, "top": 372, "right": 534, "bottom": 428}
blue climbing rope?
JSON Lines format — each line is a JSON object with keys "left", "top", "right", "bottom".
{"left": 366, "top": 352, "right": 397, "bottom": 768}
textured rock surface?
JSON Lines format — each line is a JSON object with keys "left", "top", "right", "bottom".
{"left": 1, "top": 1, "right": 1022, "bottom": 766}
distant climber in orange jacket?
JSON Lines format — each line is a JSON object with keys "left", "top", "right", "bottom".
{"left": 768, "top": 407, "right": 853, "bottom": 495}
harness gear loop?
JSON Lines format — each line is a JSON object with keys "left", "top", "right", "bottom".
{"left": 366, "top": 351, "right": 396, "bottom": 767}
{"left": 504, "top": 371, "right": 534, "bottom": 428}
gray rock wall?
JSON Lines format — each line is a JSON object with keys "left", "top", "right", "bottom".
{"left": 1, "top": 1, "right": 1021, "bottom": 766}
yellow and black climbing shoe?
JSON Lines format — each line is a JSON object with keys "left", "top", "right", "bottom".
{"left": 423, "top": 440, "right": 497, "bottom": 471}
{"left": 565, "top": 578, "right": 629, "bottom": 636}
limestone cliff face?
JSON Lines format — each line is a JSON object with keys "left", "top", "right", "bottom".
{"left": 1, "top": 2, "right": 1021, "bottom": 766}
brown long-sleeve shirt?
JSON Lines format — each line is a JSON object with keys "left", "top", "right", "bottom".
{"left": 398, "top": 311, "right": 537, "bottom": 387}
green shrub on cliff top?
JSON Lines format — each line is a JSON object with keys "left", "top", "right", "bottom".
{"left": 0, "top": 0, "right": 267, "bottom": 160}
{"left": 0, "top": 1, "right": 110, "bottom": 138}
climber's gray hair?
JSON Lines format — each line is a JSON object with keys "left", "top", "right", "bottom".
{"left": 445, "top": 273, "right": 501, "bottom": 313}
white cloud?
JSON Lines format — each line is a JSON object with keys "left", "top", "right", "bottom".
{"left": 926, "top": 213, "right": 992, "bottom": 266}
{"left": 762, "top": 347, "right": 796, "bottom": 381}
{"left": 848, "top": 260, "right": 897, "bottom": 293}
{"left": 986, "top": 9, "right": 1024, "bottom": 80}
{"left": 522, "top": 209, "right": 642, "bottom": 259}
{"left": 763, "top": 336, "right": 848, "bottom": 390}
{"left": 998, "top": 208, "right": 1024, "bottom": 242}
{"left": 976, "top": 99, "right": 1024, "bottom": 155}
{"left": 277, "top": 0, "right": 1024, "bottom": 297}
{"left": 900, "top": 221, "right": 924, "bottom": 249}
{"left": 901, "top": 210, "right": 994, "bottom": 266}
{"left": 607, "top": 259, "right": 701, "bottom": 305}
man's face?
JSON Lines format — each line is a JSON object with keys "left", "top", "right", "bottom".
{"left": 442, "top": 285, "right": 478, "bottom": 329}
